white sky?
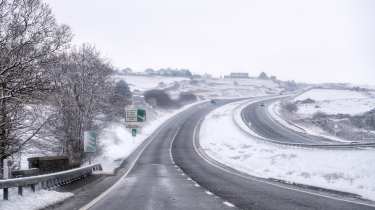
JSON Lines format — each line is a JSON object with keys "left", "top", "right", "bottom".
{"left": 46, "top": 0, "right": 375, "bottom": 85}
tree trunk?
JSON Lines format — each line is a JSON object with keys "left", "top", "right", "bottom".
{"left": 0, "top": 82, "right": 8, "bottom": 178}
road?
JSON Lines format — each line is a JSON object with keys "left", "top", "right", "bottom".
{"left": 57, "top": 99, "right": 374, "bottom": 210}
{"left": 241, "top": 97, "right": 340, "bottom": 144}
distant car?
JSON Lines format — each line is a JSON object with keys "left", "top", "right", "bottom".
{"left": 210, "top": 99, "right": 217, "bottom": 104}
{"left": 260, "top": 103, "right": 265, "bottom": 107}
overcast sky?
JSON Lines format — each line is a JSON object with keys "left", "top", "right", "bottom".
{"left": 46, "top": 0, "right": 375, "bottom": 85}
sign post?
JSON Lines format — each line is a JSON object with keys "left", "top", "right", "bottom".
{"left": 125, "top": 108, "right": 146, "bottom": 123}
{"left": 125, "top": 108, "right": 146, "bottom": 137}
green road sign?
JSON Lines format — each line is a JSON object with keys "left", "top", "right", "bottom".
{"left": 126, "top": 108, "right": 146, "bottom": 123}
{"left": 84, "top": 131, "right": 97, "bottom": 153}
{"left": 131, "top": 128, "right": 137, "bottom": 137}
{"left": 137, "top": 109, "right": 146, "bottom": 122}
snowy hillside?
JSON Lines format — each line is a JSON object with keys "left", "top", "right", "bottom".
{"left": 113, "top": 74, "right": 284, "bottom": 99}
{"left": 294, "top": 89, "right": 375, "bottom": 116}
{"left": 295, "top": 89, "right": 368, "bottom": 101}
{"left": 113, "top": 75, "right": 189, "bottom": 92}
{"left": 169, "top": 78, "right": 283, "bottom": 99}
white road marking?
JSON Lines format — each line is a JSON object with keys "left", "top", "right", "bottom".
{"left": 223, "top": 201, "right": 236, "bottom": 208}
{"left": 205, "top": 190, "right": 214, "bottom": 195}
{"left": 194, "top": 183, "right": 200, "bottom": 187}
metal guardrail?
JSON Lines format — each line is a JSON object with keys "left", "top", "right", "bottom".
{"left": 0, "top": 163, "right": 102, "bottom": 200}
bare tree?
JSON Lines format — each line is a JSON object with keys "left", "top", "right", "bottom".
{"left": 0, "top": 0, "right": 72, "bottom": 170}
{"left": 50, "top": 45, "right": 112, "bottom": 165}
{"left": 105, "top": 80, "right": 132, "bottom": 120}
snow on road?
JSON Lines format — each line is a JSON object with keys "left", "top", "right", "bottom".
{"left": 0, "top": 188, "right": 73, "bottom": 210}
{"left": 199, "top": 100, "right": 375, "bottom": 201}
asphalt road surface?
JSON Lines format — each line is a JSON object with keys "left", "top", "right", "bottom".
{"left": 57, "top": 98, "right": 375, "bottom": 210}
{"left": 241, "top": 98, "right": 340, "bottom": 145}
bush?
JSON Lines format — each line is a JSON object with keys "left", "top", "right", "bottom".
{"left": 283, "top": 102, "right": 298, "bottom": 113}
{"left": 144, "top": 89, "right": 178, "bottom": 108}
{"left": 110, "top": 80, "right": 132, "bottom": 106}
{"left": 312, "top": 111, "right": 328, "bottom": 120}
{"left": 300, "top": 98, "right": 315, "bottom": 104}
{"left": 349, "top": 109, "right": 375, "bottom": 130}
{"left": 178, "top": 92, "right": 197, "bottom": 105}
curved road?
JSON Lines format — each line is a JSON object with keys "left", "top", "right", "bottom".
{"left": 59, "top": 99, "right": 374, "bottom": 210}
{"left": 241, "top": 97, "right": 341, "bottom": 144}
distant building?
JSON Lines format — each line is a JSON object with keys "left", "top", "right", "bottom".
{"left": 225, "top": 72, "right": 249, "bottom": 79}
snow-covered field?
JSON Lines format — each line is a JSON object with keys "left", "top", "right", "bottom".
{"left": 294, "top": 89, "right": 375, "bottom": 116}
{"left": 170, "top": 78, "right": 283, "bottom": 99}
{"left": 113, "top": 75, "right": 188, "bottom": 92}
{"left": 200, "top": 100, "right": 375, "bottom": 201}
{"left": 114, "top": 74, "right": 284, "bottom": 99}
{"left": 0, "top": 188, "right": 73, "bottom": 210}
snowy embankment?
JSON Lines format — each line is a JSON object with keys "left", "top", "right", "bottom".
{"left": 199, "top": 100, "right": 375, "bottom": 201}
{"left": 0, "top": 188, "right": 73, "bottom": 210}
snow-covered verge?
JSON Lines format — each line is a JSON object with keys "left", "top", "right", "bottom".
{"left": 199, "top": 101, "right": 375, "bottom": 201}
{"left": 94, "top": 100, "right": 207, "bottom": 173}
{"left": 0, "top": 188, "right": 73, "bottom": 210}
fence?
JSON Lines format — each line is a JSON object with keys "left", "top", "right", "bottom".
{"left": 0, "top": 163, "right": 102, "bottom": 200}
